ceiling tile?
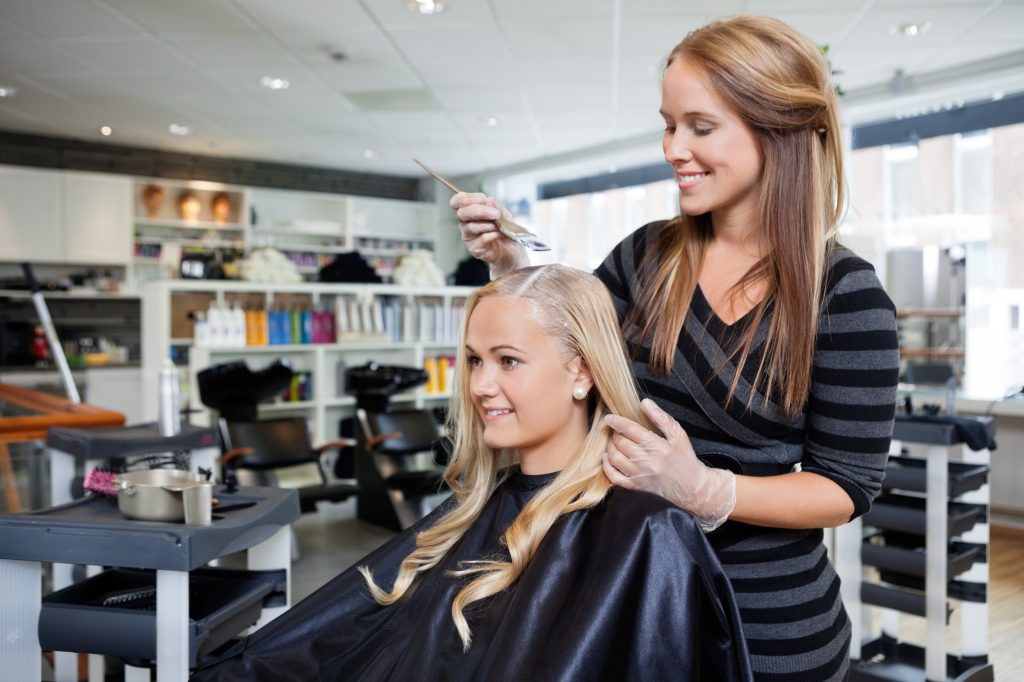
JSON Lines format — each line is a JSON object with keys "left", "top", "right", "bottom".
{"left": 618, "top": 0, "right": 745, "bottom": 14}
{"left": 163, "top": 32, "right": 298, "bottom": 69}
{"left": 958, "top": 4, "right": 1024, "bottom": 44}
{"left": 0, "top": 15, "right": 34, "bottom": 40}
{"left": 768, "top": 10, "right": 864, "bottom": 46}
{"left": 501, "top": 17, "right": 613, "bottom": 56}
{"left": 232, "top": 0, "right": 375, "bottom": 32}
{"left": 0, "top": 0, "right": 142, "bottom": 39}
{"left": 746, "top": 0, "right": 864, "bottom": 9}
{"left": 0, "top": 39, "right": 99, "bottom": 74}
{"left": 491, "top": 0, "right": 612, "bottom": 20}
{"left": 365, "top": 1, "right": 492, "bottom": 26}
{"left": 317, "top": 62, "right": 422, "bottom": 93}
{"left": 432, "top": 86, "right": 524, "bottom": 110}
{"left": 619, "top": 14, "right": 706, "bottom": 55}
{"left": 842, "top": 6, "right": 991, "bottom": 48}
{"left": 58, "top": 36, "right": 195, "bottom": 72}
{"left": 103, "top": 0, "right": 256, "bottom": 33}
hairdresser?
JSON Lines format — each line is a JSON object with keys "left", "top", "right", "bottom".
{"left": 451, "top": 15, "right": 899, "bottom": 681}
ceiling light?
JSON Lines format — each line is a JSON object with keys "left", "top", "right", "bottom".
{"left": 167, "top": 123, "right": 191, "bottom": 136}
{"left": 408, "top": 0, "right": 444, "bottom": 15}
{"left": 259, "top": 75, "right": 290, "bottom": 91}
{"left": 0, "top": 85, "right": 17, "bottom": 98}
{"left": 893, "top": 21, "right": 932, "bottom": 37}
{"left": 484, "top": 115, "right": 500, "bottom": 127}
{"left": 363, "top": 149, "right": 381, "bottom": 159}
{"left": 99, "top": 126, "right": 113, "bottom": 136}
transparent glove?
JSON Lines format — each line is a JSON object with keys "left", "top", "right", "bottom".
{"left": 450, "top": 192, "right": 528, "bottom": 278}
{"left": 603, "top": 398, "right": 736, "bottom": 532}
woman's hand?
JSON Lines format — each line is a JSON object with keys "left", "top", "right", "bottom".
{"left": 603, "top": 398, "right": 736, "bottom": 532}
{"left": 450, "top": 192, "right": 528, "bottom": 277}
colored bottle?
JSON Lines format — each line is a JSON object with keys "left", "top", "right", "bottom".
{"left": 301, "top": 308, "right": 313, "bottom": 344}
{"left": 290, "top": 307, "right": 302, "bottom": 345}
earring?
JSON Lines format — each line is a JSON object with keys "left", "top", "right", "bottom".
{"left": 573, "top": 386, "right": 588, "bottom": 401}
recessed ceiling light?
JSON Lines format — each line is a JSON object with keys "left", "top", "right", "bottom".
{"left": 484, "top": 115, "right": 501, "bottom": 127}
{"left": 168, "top": 123, "right": 191, "bottom": 136}
{"left": 99, "top": 126, "right": 113, "bottom": 136}
{"left": 408, "top": 0, "right": 444, "bottom": 15}
{"left": 363, "top": 149, "right": 381, "bottom": 159}
{"left": 259, "top": 75, "right": 290, "bottom": 91}
{"left": 893, "top": 21, "right": 932, "bottom": 37}
{"left": 0, "top": 85, "right": 17, "bottom": 98}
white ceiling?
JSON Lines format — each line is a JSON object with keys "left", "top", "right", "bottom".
{"left": 0, "top": 0, "right": 1023, "bottom": 178}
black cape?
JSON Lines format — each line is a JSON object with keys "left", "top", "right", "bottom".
{"left": 191, "top": 470, "right": 753, "bottom": 681}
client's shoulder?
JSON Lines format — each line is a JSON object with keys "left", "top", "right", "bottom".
{"left": 601, "top": 486, "right": 702, "bottom": 533}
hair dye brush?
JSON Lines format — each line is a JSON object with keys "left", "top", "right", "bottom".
{"left": 83, "top": 468, "right": 119, "bottom": 497}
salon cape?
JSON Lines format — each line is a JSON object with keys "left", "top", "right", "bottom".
{"left": 190, "top": 469, "right": 753, "bottom": 681}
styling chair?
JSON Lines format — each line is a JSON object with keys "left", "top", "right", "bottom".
{"left": 197, "top": 361, "right": 359, "bottom": 514}
{"left": 345, "top": 362, "right": 450, "bottom": 531}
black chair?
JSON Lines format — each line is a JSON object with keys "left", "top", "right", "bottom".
{"left": 355, "top": 408, "right": 449, "bottom": 531}
{"left": 219, "top": 417, "right": 359, "bottom": 514}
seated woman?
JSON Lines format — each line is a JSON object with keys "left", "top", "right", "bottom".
{"left": 191, "top": 265, "right": 752, "bottom": 681}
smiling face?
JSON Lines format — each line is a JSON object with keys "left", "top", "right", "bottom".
{"left": 661, "top": 58, "right": 764, "bottom": 228}
{"left": 464, "top": 295, "right": 592, "bottom": 474}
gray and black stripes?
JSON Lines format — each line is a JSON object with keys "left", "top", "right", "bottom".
{"left": 595, "top": 221, "right": 899, "bottom": 682}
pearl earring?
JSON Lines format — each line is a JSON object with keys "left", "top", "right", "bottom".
{"left": 573, "top": 386, "right": 588, "bottom": 401}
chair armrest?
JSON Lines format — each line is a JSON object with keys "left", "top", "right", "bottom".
{"left": 220, "top": 447, "right": 254, "bottom": 469}
{"left": 365, "top": 431, "right": 402, "bottom": 453}
{"left": 314, "top": 438, "right": 358, "bottom": 454}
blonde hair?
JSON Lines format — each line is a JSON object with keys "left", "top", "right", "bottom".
{"left": 628, "top": 14, "right": 842, "bottom": 416}
{"left": 360, "top": 264, "right": 650, "bottom": 650}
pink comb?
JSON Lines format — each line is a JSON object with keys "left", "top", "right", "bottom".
{"left": 84, "top": 469, "right": 119, "bottom": 497}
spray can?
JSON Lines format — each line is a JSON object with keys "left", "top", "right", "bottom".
{"left": 158, "top": 359, "right": 181, "bottom": 436}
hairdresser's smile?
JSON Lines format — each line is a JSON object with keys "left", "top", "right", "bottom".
{"left": 465, "top": 296, "right": 591, "bottom": 474}
{"left": 676, "top": 170, "right": 710, "bottom": 190}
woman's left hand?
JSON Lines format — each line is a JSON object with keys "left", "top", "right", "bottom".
{"left": 603, "top": 398, "right": 736, "bottom": 532}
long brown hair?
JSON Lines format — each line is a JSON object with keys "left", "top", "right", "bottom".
{"left": 627, "top": 15, "right": 842, "bottom": 416}
{"left": 361, "top": 265, "right": 650, "bottom": 650}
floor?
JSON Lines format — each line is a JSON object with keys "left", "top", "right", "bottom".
{"left": 289, "top": 501, "right": 1024, "bottom": 678}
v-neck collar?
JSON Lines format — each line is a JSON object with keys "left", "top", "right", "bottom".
{"left": 693, "top": 283, "right": 767, "bottom": 332}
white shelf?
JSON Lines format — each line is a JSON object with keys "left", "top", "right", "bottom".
{"left": 148, "top": 280, "right": 473, "bottom": 443}
{"left": 135, "top": 218, "right": 246, "bottom": 231}
{"left": 259, "top": 400, "right": 315, "bottom": 411}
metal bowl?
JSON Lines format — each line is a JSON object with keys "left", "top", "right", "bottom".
{"left": 116, "top": 469, "right": 202, "bottom": 522}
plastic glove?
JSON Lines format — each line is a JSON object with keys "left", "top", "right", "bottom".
{"left": 603, "top": 398, "right": 736, "bottom": 532}
{"left": 450, "top": 192, "right": 528, "bottom": 278}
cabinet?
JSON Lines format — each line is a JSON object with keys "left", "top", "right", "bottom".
{"left": 0, "top": 166, "right": 132, "bottom": 266}
{"left": 0, "top": 165, "right": 63, "bottom": 262}
{"left": 142, "top": 280, "right": 474, "bottom": 442}
{"left": 64, "top": 171, "right": 132, "bottom": 264}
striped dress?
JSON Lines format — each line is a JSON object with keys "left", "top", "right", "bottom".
{"left": 595, "top": 221, "right": 899, "bottom": 681}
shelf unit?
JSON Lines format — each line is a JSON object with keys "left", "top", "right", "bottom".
{"left": 248, "top": 188, "right": 439, "bottom": 281}
{"left": 897, "top": 307, "right": 966, "bottom": 374}
{"left": 129, "top": 178, "right": 249, "bottom": 292}
{"left": 142, "top": 280, "right": 474, "bottom": 444}
{"left": 837, "top": 415, "right": 996, "bottom": 681}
